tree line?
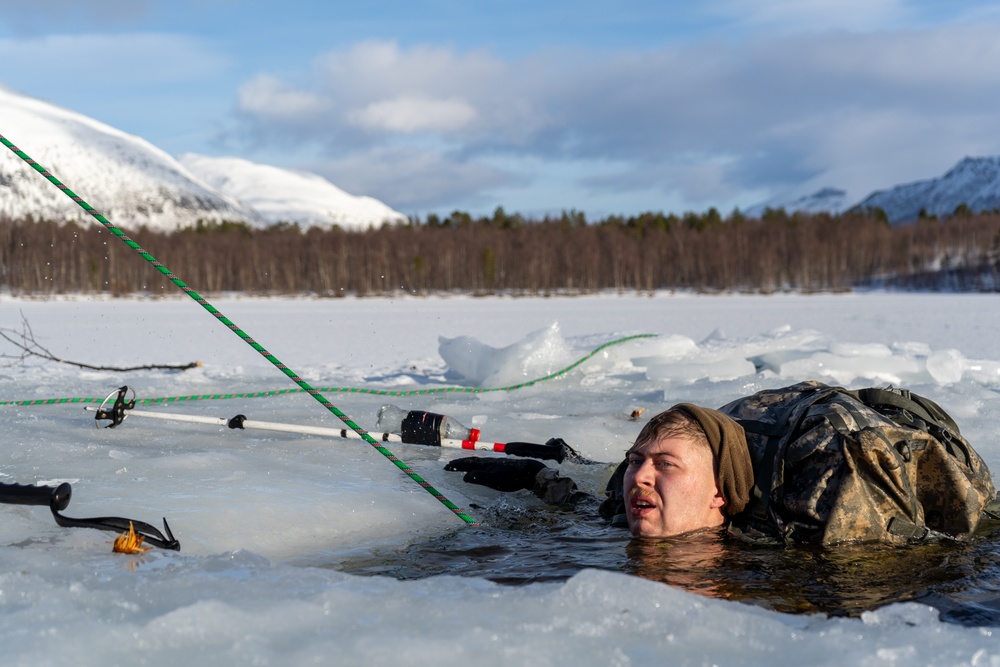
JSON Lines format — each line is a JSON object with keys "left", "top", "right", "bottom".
{"left": 3, "top": 206, "right": 1000, "bottom": 297}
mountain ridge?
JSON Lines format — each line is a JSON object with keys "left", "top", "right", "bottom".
{"left": 0, "top": 86, "right": 404, "bottom": 232}
{"left": 179, "top": 154, "right": 405, "bottom": 230}
{"left": 749, "top": 156, "right": 1000, "bottom": 224}
{"left": 856, "top": 156, "right": 1000, "bottom": 223}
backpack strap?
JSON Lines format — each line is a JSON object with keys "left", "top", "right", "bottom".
{"left": 853, "top": 387, "right": 960, "bottom": 434}
{"left": 885, "top": 516, "right": 929, "bottom": 540}
{"left": 853, "top": 387, "right": 972, "bottom": 468}
{"left": 736, "top": 386, "right": 840, "bottom": 525}
{"left": 886, "top": 516, "right": 956, "bottom": 542}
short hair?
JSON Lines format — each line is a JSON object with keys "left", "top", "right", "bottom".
{"left": 629, "top": 406, "right": 709, "bottom": 453}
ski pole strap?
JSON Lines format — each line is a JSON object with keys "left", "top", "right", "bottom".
{"left": 0, "top": 481, "right": 181, "bottom": 550}
{"left": 50, "top": 508, "right": 180, "bottom": 551}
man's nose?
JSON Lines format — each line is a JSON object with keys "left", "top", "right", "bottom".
{"left": 633, "top": 459, "right": 655, "bottom": 485}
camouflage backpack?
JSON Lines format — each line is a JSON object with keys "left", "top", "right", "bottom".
{"left": 719, "top": 381, "right": 996, "bottom": 545}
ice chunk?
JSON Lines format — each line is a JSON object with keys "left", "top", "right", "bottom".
{"left": 629, "top": 334, "right": 699, "bottom": 366}
{"left": 926, "top": 349, "right": 965, "bottom": 384}
{"left": 438, "top": 322, "right": 575, "bottom": 388}
{"left": 644, "top": 357, "right": 758, "bottom": 384}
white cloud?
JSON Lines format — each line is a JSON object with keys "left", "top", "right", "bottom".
{"left": 347, "top": 96, "right": 477, "bottom": 134}
{"left": 231, "top": 20, "right": 1000, "bottom": 212}
{"left": 238, "top": 74, "right": 328, "bottom": 121}
{"left": 235, "top": 40, "right": 544, "bottom": 147}
{"left": 315, "top": 40, "right": 507, "bottom": 101}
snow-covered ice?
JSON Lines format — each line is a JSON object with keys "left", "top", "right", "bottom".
{"left": 2, "top": 291, "right": 1000, "bottom": 665}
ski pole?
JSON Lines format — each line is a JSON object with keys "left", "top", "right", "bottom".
{"left": 86, "top": 404, "right": 581, "bottom": 463}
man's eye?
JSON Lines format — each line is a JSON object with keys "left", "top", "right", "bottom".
{"left": 655, "top": 460, "right": 675, "bottom": 469}
{"left": 627, "top": 457, "right": 642, "bottom": 466}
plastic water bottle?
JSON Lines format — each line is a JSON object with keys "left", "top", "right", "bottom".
{"left": 376, "top": 404, "right": 480, "bottom": 446}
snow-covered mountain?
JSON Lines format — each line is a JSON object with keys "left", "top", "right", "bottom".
{"left": 179, "top": 155, "right": 405, "bottom": 230}
{"left": 0, "top": 85, "right": 255, "bottom": 232}
{"left": 743, "top": 187, "right": 851, "bottom": 218}
{"left": 748, "top": 158, "right": 1000, "bottom": 224}
{"left": 0, "top": 86, "right": 403, "bottom": 232}
{"left": 856, "top": 156, "right": 1000, "bottom": 223}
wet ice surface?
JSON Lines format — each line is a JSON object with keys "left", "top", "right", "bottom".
{"left": 2, "top": 292, "right": 1000, "bottom": 665}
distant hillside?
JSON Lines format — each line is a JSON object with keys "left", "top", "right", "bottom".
{"left": 748, "top": 157, "right": 1000, "bottom": 224}
{"left": 744, "top": 187, "right": 851, "bottom": 218}
{"left": 179, "top": 155, "right": 405, "bottom": 230}
{"left": 0, "top": 85, "right": 254, "bottom": 232}
{"left": 857, "top": 156, "right": 1000, "bottom": 223}
{"left": 0, "top": 86, "right": 403, "bottom": 232}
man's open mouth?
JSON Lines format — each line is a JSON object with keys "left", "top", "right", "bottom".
{"left": 631, "top": 497, "right": 656, "bottom": 510}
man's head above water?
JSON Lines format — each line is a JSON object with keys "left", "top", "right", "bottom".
{"left": 624, "top": 404, "right": 754, "bottom": 538}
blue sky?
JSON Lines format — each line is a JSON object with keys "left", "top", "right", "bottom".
{"left": 2, "top": 0, "right": 999, "bottom": 219}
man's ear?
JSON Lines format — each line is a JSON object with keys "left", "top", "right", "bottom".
{"left": 709, "top": 488, "right": 726, "bottom": 510}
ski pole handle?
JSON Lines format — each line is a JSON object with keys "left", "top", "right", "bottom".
{"left": 0, "top": 482, "right": 72, "bottom": 511}
{"left": 500, "top": 441, "right": 567, "bottom": 462}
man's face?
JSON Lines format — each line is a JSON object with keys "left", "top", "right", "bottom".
{"left": 623, "top": 434, "right": 726, "bottom": 538}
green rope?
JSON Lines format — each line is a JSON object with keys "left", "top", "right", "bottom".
{"left": 0, "top": 133, "right": 477, "bottom": 526}
{"left": 0, "top": 333, "right": 658, "bottom": 407}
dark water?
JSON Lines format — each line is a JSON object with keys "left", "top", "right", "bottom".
{"left": 338, "top": 499, "right": 1000, "bottom": 626}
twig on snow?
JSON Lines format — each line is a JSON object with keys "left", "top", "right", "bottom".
{"left": 0, "top": 311, "right": 201, "bottom": 372}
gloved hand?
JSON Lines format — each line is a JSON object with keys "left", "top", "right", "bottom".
{"left": 444, "top": 457, "right": 584, "bottom": 505}
{"left": 444, "top": 457, "right": 547, "bottom": 492}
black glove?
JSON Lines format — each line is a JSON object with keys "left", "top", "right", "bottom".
{"left": 444, "top": 457, "right": 546, "bottom": 492}
{"left": 445, "top": 457, "right": 584, "bottom": 505}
